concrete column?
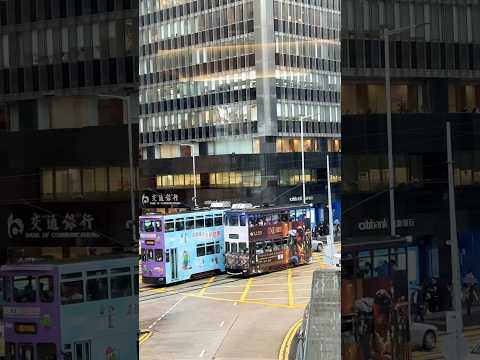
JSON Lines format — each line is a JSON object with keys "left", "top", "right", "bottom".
{"left": 9, "top": 102, "right": 19, "bottom": 131}
{"left": 37, "top": 98, "right": 51, "bottom": 130}
{"left": 254, "top": 0, "right": 277, "bottom": 154}
{"left": 87, "top": 97, "right": 98, "bottom": 126}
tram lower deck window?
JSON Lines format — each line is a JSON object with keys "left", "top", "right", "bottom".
{"left": 155, "top": 249, "right": 163, "bottom": 262}
{"left": 239, "top": 242, "right": 247, "bottom": 253}
{"left": 231, "top": 243, "right": 238, "bottom": 253}
{"left": 225, "top": 242, "right": 230, "bottom": 252}
{"left": 206, "top": 242, "right": 215, "bottom": 255}
{"left": 196, "top": 244, "right": 206, "bottom": 257}
{"left": 37, "top": 343, "right": 57, "bottom": 359}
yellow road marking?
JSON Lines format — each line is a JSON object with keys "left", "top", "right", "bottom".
{"left": 185, "top": 293, "right": 306, "bottom": 309}
{"left": 139, "top": 330, "right": 153, "bottom": 345}
{"left": 240, "top": 278, "right": 253, "bottom": 302}
{"left": 198, "top": 276, "right": 216, "bottom": 296}
{"left": 288, "top": 269, "right": 294, "bottom": 307}
{"left": 278, "top": 319, "right": 303, "bottom": 360}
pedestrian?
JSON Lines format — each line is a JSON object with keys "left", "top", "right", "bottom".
{"left": 411, "top": 287, "right": 425, "bottom": 322}
{"left": 431, "top": 278, "right": 440, "bottom": 312}
{"left": 464, "top": 270, "right": 478, "bottom": 316}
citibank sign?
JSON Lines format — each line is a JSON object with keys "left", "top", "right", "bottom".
{"left": 357, "top": 218, "right": 415, "bottom": 231}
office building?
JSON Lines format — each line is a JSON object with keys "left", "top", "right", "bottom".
{"left": 139, "top": 0, "right": 341, "bottom": 214}
{"left": 0, "top": 0, "right": 140, "bottom": 259}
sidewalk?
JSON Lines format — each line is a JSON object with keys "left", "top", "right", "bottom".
{"left": 422, "top": 305, "right": 480, "bottom": 330}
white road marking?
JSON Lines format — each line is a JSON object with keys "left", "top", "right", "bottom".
{"left": 219, "top": 321, "right": 225, "bottom": 327}
{"left": 148, "top": 296, "right": 185, "bottom": 329}
{"left": 233, "top": 302, "right": 238, "bottom": 306}
{"left": 199, "top": 349, "right": 206, "bottom": 357}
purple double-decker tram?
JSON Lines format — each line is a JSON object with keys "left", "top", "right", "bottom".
{"left": 1, "top": 255, "right": 138, "bottom": 360}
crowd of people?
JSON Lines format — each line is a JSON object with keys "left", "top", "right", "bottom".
{"left": 411, "top": 271, "right": 480, "bottom": 322}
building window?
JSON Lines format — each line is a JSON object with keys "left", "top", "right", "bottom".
{"left": 276, "top": 138, "right": 321, "bottom": 153}
{"left": 279, "top": 169, "right": 317, "bottom": 186}
{"left": 41, "top": 170, "right": 54, "bottom": 195}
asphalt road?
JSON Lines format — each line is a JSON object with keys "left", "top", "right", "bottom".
{"left": 139, "top": 251, "right": 336, "bottom": 360}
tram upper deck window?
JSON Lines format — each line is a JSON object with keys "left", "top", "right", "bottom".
{"left": 186, "top": 217, "right": 195, "bottom": 230}
{"left": 141, "top": 248, "right": 147, "bottom": 261}
{"left": 39, "top": 276, "right": 54, "bottom": 303}
{"left": 239, "top": 215, "right": 246, "bottom": 226}
{"left": 214, "top": 214, "right": 223, "bottom": 226}
{"left": 175, "top": 218, "right": 185, "bottom": 231}
{"left": 280, "top": 211, "right": 289, "bottom": 222}
{"left": 61, "top": 280, "right": 84, "bottom": 304}
{"left": 228, "top": 215, "right": 239, "bottom": 226}
{"left": 205, "top": 215, "right": 214, "bottom": 227}
{"left": 111, "top": 274, "right": 132, "bottom": 298}
{"left": 13, "top": 276, "right": 36, "bottom": 303}
{"left": 196, "top": 216, "right": 205, "bottom": 228}
{"left": 86, "top": 277, "right": 108, "bottom": 301}
{"left": 165, "top": 220, "right": 174, "bottom": 232}
{"left": 155, "top": 249, "right": 163, "bottom": 262}
{"left": 143, "top": 220, "right": 155, "bottom": 232}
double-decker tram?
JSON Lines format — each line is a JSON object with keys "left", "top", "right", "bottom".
{"left": 224, "top": 204, "right": 313, "bottom": 275}
{"left": 1, "top": 255, "right": 139, "bottom": 360}
{"left": 140, "top": 207, "right": 227, "bottom": 285}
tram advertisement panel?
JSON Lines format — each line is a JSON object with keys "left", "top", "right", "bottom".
{"left": 248, "top": 220, "right": 312, "bottom": 272}
{"left": 342, "top": 247, "right": 411, "bottom": 360}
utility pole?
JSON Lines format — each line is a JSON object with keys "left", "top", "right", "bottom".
{"left": 446, "top": 121, "right": 467, "bottom": 360}
{"left": 384, "top": 28, "right": 396, "bottom": 237}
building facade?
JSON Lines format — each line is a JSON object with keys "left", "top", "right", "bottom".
{"left": 0, "top": 0, "right": 140, "bottom": 259}
{"left": 341, "top": 3, "right": 480, "bottom": 355}
{"left": 139, "top": 0, "right": 341, "bottom": 212}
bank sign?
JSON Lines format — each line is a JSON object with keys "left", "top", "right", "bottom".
{"left": 7, "top": 212, "right": 100, "bottom": 240}
{"left": 141, "top": 190, "right": 184, "bottom": 208}
{"left": 357, "top": 218, "right": 415, "bottom": 231}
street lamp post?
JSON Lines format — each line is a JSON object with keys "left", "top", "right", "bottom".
{"left": 300, "top": 116, "right": 306, "bottom": 204}
{"left": 180, "top": 143, "right": 198, "bottom": 209}
{"left": 383, "top": 23, "right": 429, "bottom": 237}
